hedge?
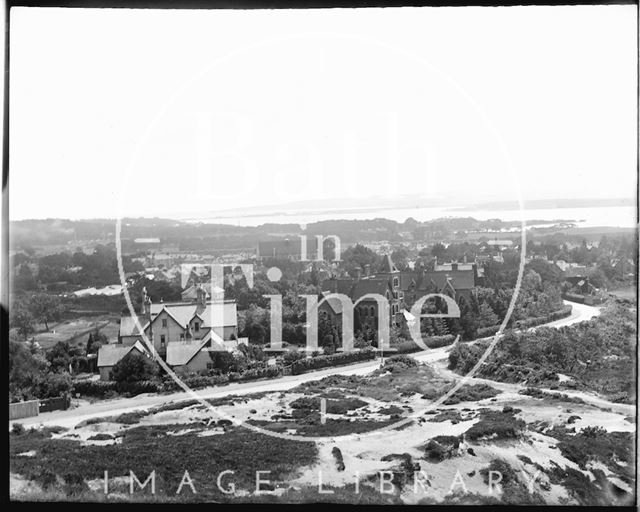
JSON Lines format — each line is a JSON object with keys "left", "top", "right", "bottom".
{"left": 116, "top": 380, "right": 161, "bottom": 395}
{"left": 425, "top": 334, "right": 456, "bottom": 348}
{"left": 563, "top": 293, "right": 585, "bottom": 304}
{"left": 390, "top": 334, "right": 456, "bottom": 354}
{"left": 475, "top": 325, "right": 501, "bottom": 339}
{"left": 513, "top": 305, "right": 572, "bottom": 330}
{"left": 291, "top": 350, "right": 376, "bottom": 375}
{"left": 72, "top": 379, "right": 117, "bottom": 398}
{"left": 160, "top": 366, "right": 283, "bottom": 392}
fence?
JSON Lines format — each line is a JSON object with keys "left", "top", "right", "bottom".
{"left": 9, "top": 400, "right": 39, "bottom": 420}
{"left": 39, "top": 395, "right": 71, "bottom": 413}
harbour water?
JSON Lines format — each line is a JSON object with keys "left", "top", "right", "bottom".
{"left": 188, "top": 205, "right": 637, "bottom": 229}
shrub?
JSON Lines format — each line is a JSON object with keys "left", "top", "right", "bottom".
{"left": 63, "top": 472, "right": 87, "bottom": 496}
{"left": 443, "top": 384, "right": 501, "bottom": 405}
{"left": 465, "top": 410, "right": 526, "bottom": 441}
{"left": 87, "top": 433, "right": 114, "bottom": 441}
{"left": 480, "top": 459, "right": 518, "bottom": 486}
{"left": 290, "top": 396, "right": 367, "bottom": 414}
{"left": 424, "top": 435, "right": 461, "bottom": 461}
{"left": 382, "top": 354, "right": 419, "bottom": 372}
{"left": 332, "top": 447, "right": 345, "bottom": 471}
{"left": 283, "top": 350, "right": 306, "bottom": 365}
{"left": 111, "top": 351, "right": 158, "bottom": 384}
{"left": 113, "top": 410, "right": 149, "bottom": 424}
{"left": 11, "top": 423, "right": 25, "bottom": 435}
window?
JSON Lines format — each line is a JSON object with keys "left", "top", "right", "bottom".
{"left": 393, "top": 277, "right": 399, "bottom": 288}
{"left": 370, "top": 306, "right": 375, "bottom": 317}
{"left": 206, "top": 363, "right": 215, "bottom": 370}
{"left": 393, "top": 291, "right": 398, "bottom": 299}
{"left": 180, "top": 334, "right": 185, "bottom": 341}
{"left": 162, "top": 319, "right": 167, "bottom": 328}
{"left": 160, "top": 335, "right": 166, "bottom": 347}
{"left": 363, "top": 307, "right": 368, "bottom": 317}
{"left": 194, "top": 322, "right": 200, "bottom": 332}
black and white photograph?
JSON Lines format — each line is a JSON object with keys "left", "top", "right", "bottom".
{"left": 4, "top": 1, "right": 638, "bottom": 506}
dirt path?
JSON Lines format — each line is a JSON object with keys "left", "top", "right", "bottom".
{"left": 11, "top": 300, "right": 604, "bottom": 429}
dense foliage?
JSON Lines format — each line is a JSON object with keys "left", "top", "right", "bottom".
{"left": 448, "top": 298, "right": 636, "bottom": 401}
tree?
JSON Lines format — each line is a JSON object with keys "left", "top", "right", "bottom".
{"left": 86, "top": 330, "right": 107, "bottom": 355}
{"left": 391, "top": 248, "right": 409, "bottom": 271}
{"left": 10, "top": 305, "right": 34, "bottom": 340}
{"left": 238, "top": 343, "right": 265, "bottom": 362}
{"left": 111, "top": 351, "right": 158, "bottom": 384}
{"left": 208, "top": 351, "right": 247, "bottom": 373}
{"left": 28, "top": 293, "right": 64, "bottom": 331}
{"left": 431, "top": 243, "right": 448, "bottom": 261}
{"left": 47, "top": 341, "right": 83, "bottom": 373}
{"left": 341, "top": 244, "right": 380, "bottom": 277}
{"left": 477, "top": 302, "right": 499, "bottom": 328}
{"left": 9, "top": 339, "right": 49, "bottom": 401}
{"left": 38, "top": 372, "right": 73, "bottom": 399}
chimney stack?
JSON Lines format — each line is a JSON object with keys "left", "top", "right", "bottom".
{"left": 364, "top": 264, "right": 371, "bottom": 277}
{"left": 196, "top": 284, "right": 205, "bottom": 305}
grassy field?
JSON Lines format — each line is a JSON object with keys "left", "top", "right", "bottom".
{"left": 31, "top": 315, "right": 119, "bottom": 350}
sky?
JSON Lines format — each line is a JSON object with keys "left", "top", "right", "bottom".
{"left": 8, "top": 5, "right": 638, "bottom": 221}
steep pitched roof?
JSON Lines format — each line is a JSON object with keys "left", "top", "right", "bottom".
{"left": 150, "top": 301, "right": 237, "bottom": 329}
{"left": 119, "top": 316, "right": 146, "bottom": 337}
{"left": 181, "top": 283, "right": 211, "bottom": 301}
{"left": 97, "top": 341, "right": 146, "bottom": 368}
{"left": 321, "top": 278, "right": 354, "bottom": 296}
{"left": 321, "top": 277, "right": 392, "bottom": 305}
{"left": 319, "top": 292, "right": 346, "bottom": 315}
{"left": 419, "top": 270, "right": 475, "bottom": 291}
{"left": 379, "top": 254, "right": 399, "bottom": 273}
{"left": 166, "top": 331, "right": 227, "bottom": 366}
{"left": 397, "top": 268, "right": 477, "bottom": 294}
{"left": 351, "top": 279, "right": 391, "bottom": 301}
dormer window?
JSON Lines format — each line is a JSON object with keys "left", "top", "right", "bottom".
{"left": 194, "top": 322, "right": 200, "bottom": 332}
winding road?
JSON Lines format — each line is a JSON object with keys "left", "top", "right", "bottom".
{"left": 11, "top": 300, "right": 604, "bottom": 429}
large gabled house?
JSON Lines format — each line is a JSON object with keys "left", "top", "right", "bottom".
{"left": 319, "top": 255, "right": 405, "bottom": 331}
{"left": 100, "top": 286, "right": 246, "bottom": 379}
{"left": 399, "top": 261, "right": 478, "bottom": 306}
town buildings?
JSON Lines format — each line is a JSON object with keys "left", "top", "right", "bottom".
{"left": 319, "top": 255, "right": 479, "bottom": 334}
